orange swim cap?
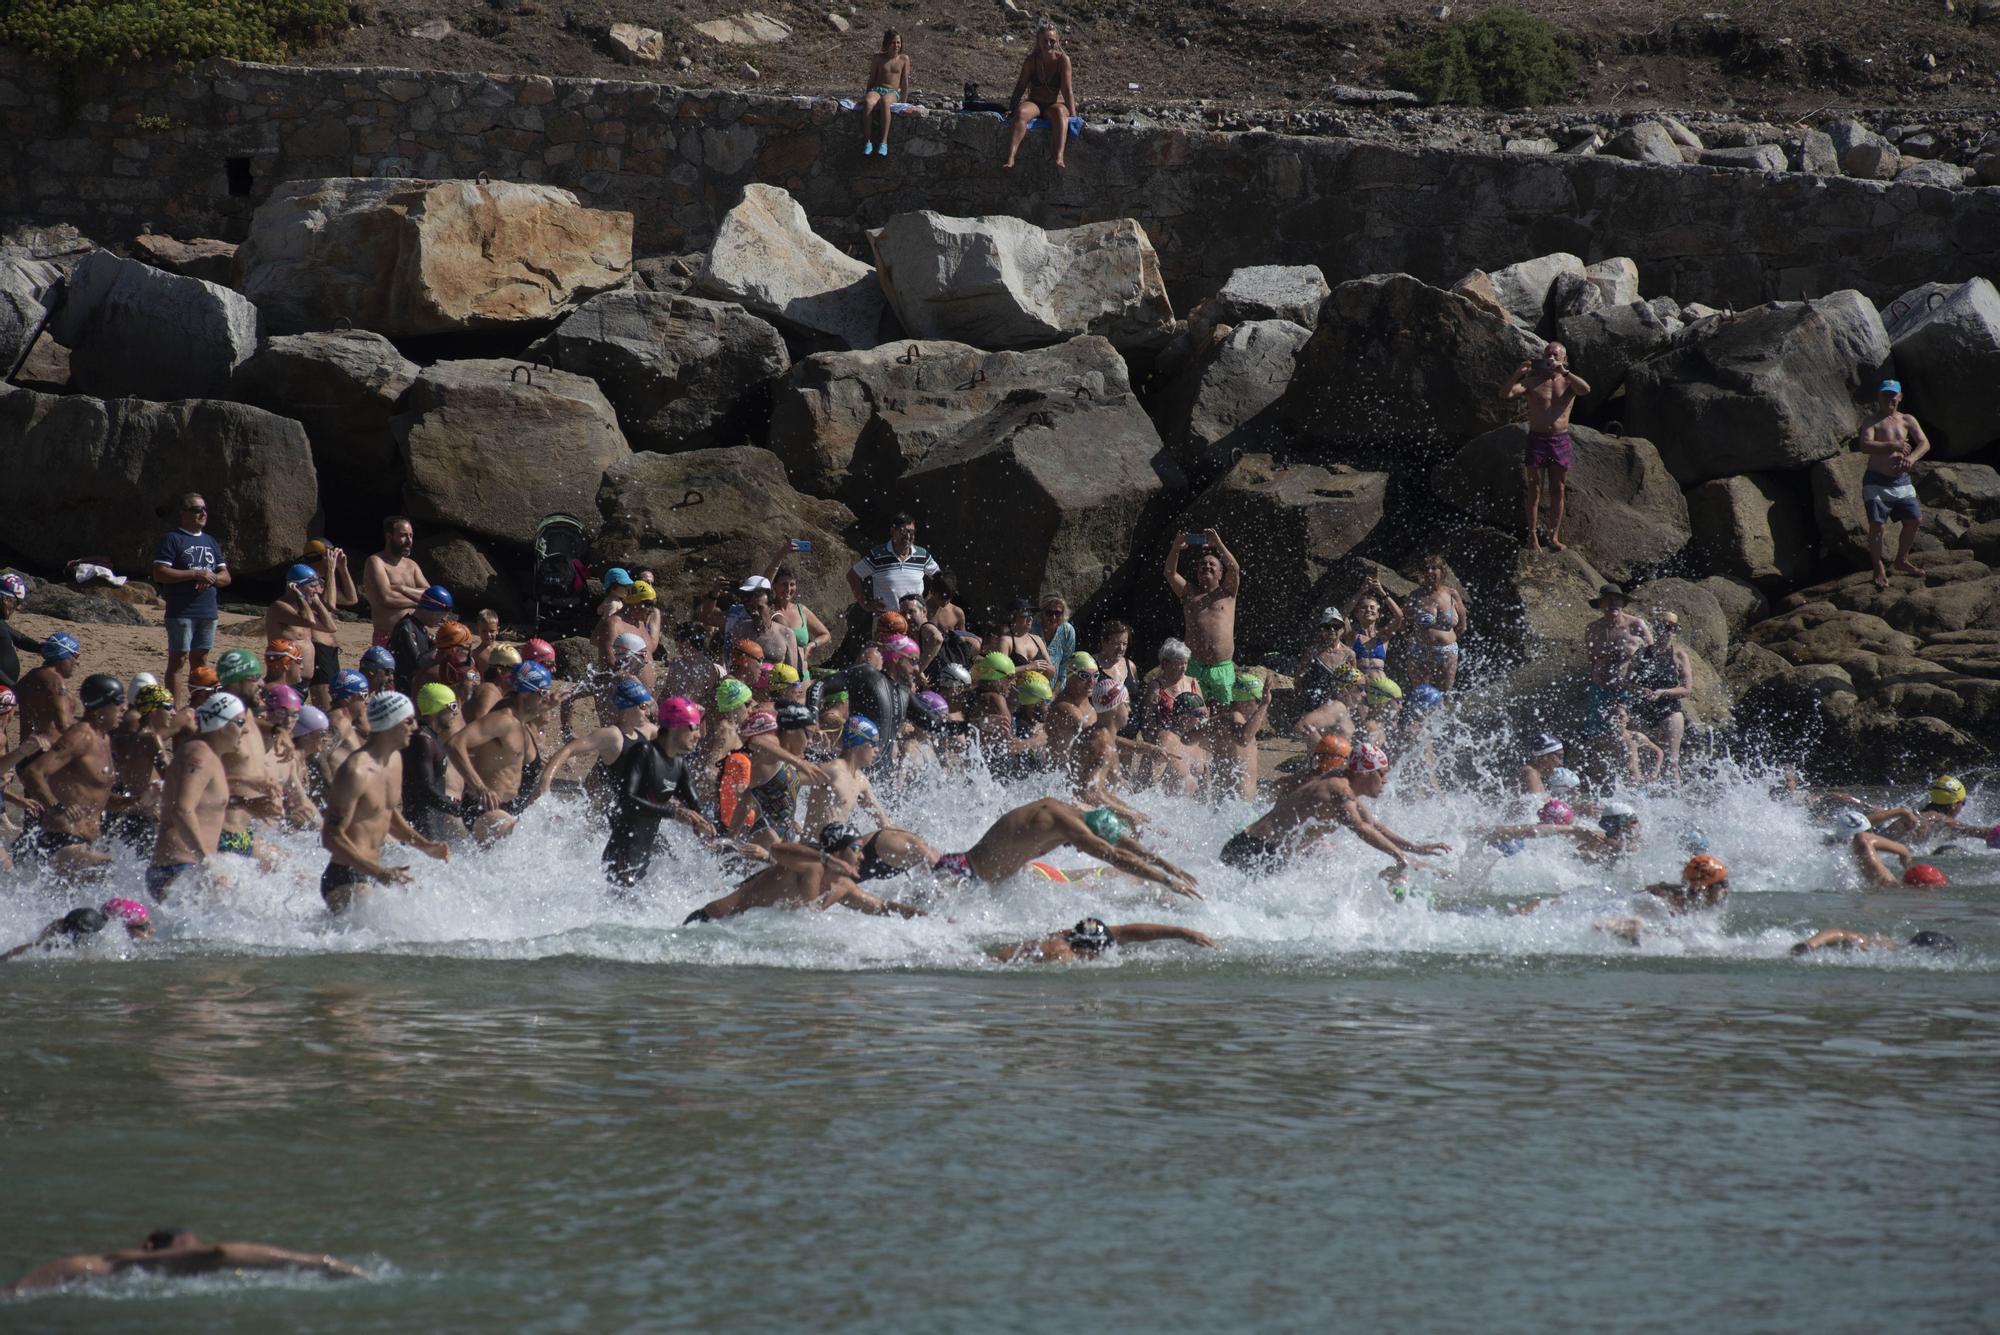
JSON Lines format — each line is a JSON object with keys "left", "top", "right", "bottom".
{"left": 1682, "top": 854, "right": 1729, "bottom": 888}
{"left": 1903, "top": 863, "right": 1949, "bottom": 888}
{"left": 1313, "top": 733, "right": 1353, "bottom": 772}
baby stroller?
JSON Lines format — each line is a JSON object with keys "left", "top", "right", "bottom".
{"left": 530, "top": 513, "right": 592, "bottom": 640}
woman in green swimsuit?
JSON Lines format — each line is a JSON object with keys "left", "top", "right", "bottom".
{"left": 861, "top": 31, "right": 909, "bottom": 158}
{"left": 764, "top": 558, "right": 833, "bottom": 669}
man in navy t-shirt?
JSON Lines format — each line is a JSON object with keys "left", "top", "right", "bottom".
{"left": 152, "top": 491, "right": 231, "bottom": 703}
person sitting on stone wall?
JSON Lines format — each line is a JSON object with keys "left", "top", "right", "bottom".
{"left": 1002, "top": 20, "right": 1076, "bottom": 170}
{"left": 860, "top": 30, "right": 910, "bottom": 158}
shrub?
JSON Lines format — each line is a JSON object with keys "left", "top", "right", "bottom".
{"left": 1385, "top": 8, "right": 1577, "bottom": 107}
{"left": 0, "top": 0, "right": 350, "bottom": 71}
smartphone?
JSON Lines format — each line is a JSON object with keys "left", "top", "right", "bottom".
{"left": 788, "top": 539, "right": 814, "bottom": 553}
{"left": 1183, "top": 532, "right": 1207, "bottom": 547}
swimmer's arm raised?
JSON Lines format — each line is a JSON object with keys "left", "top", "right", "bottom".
{"left": 1106, "top": 923, "right": 1216, "bottom": 948}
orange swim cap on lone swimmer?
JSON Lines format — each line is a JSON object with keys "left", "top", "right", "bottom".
{"left": 435, "top": 620, "right": 473, "bottom": 650}
{"left": 1313, "top": 733, "right": 1353, "bottom": 772}
{"left": 1682, "top": 854, "right": 1729, "bottom": 888}
{"left": 1903, "top": 863, "right": 1949, "bottom": 888}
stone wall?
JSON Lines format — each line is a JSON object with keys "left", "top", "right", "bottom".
{"left": 3, "top": 52, "right": 1997, "bottom": 310}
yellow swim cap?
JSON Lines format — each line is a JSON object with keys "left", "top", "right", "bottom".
{"left": 628, "top": 580, "right": 656, "bottom": 603}
{"left": 1365, "top": 675, "right": 1404, "bottom": 702}
{"left": 417, "top": 683, "right": 459, "bottom": 717}
{"left": 770, "top": 663, "right": 801, "bottom": 686}
{"left": 1929, "top": 775, "right": 1967, "bottom": 806}
{"left": 1015, "top": 670, "right": 1053, "bottom": 704}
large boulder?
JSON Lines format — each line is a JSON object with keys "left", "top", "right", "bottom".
{"left": 698, "top": 183, "right": 884, "bottom": 350}
{"left": 1177, "top": 455, "right": 1389, "bottom": 655}
{"left": 230, "top": 330, "right": 419, "bottom": 523}
{"left": 1197, "top": 265, "right": 1330, "bottom": 332}
{"left": 1882, "top": 278, "right": 2000, "bottom": 458}
{"left": 1584, "top": 258, "right": 1641, "bottom": 308}
{"left": 131, "top": 235, "right": 238, "bottom": 287}
{"left": 1623, "top": 297, "right": 1887, "bottom": 484}
{"left": 1155, "top": 319, "right": 1313, "bottom": 485}
{"left": 1807, "top": 451, "right": 1873, "bottom": 571}
{"left": 1604, "top": 123, "right": 1683, "bottom": 165}
{"left": 393, "top": 361, "right": 630, "bottom": 545}
{"left": 1279, "top": 273, "right": 1544, "bottom": 449}
{"left": 0, "top": 387, "right": 316, "bottom": 574}
{"left": 1686, "top": 472, "right": 1816, "bottom": 588}
{"left": 1431, "top": 424, "right": 1690, "bottom": 581}
{"left": 1917, "top": 463, "right": 2000, "bottom": 522}
{"left": 1484, "top": 251, "right": 1585, "bottom": 333}
{"left": 528, "top": 291, "right": 789, "bottom": 453}
{"left": 596, "top": 447, "right": 859, "bottom": 617}
{"left": 891, "top": 389, "right": 1185, "bottom": 619}
{"left": 234, "top": 178, "right": 634, "bottom": 336}
{"left": 1556, "top": 300, "right": 1681, "bottom": 415}
{"left": 868, "top": 211, "right": 1175, "bottom": 352}
{"left": 46, "top": 250, "right": 259, "bottom": 400}
{"left": 767, "top": 335, "right": 1143, "bottom": 503}
{"left": 0, "top": 250, "right": 62, "bottom": 374}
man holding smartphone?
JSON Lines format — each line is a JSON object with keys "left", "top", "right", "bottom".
{"left": 1164, "top": 527, "right": 1241, "bottom": 707}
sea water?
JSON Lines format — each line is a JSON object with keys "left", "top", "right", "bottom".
{"left": 2, "top": 757, "right": 1997, "bottom": 1332}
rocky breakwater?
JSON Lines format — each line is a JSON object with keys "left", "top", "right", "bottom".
{"left": 4, "top": 175, "right": 1997, "bottom": 780}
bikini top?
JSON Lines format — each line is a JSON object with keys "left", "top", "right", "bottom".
{"left": 1414, "top": 603, "right": 1459, "bottom": 631}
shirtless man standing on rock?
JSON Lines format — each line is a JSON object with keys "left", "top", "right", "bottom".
{"left": 1165, "top": 527, "right": 1242, "bottom": 707}
{"left": 14, "top": 673, "right": 128, "bottom": 879}
{"left": 319, "top": 691, "right": 449, "bottom": 913}
{"left": 1500, "top": 341, "right": 1592, "bottom": 552}
{"left": 363, "top": 516, "right": 428, "bottom": 647}
{"left": 682, "top": 826, "right": 928, "bottom": 923}
{"left": 1857, "top": 378, "right": 1932, "bottom": 590}
{"left": 146, "top": 692, "right": 245, "bottom": 903}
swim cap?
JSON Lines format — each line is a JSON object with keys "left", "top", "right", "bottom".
{"left": 133, "top": 684, "right": 174, "bottom": 715}
{"left": 42, "top": 631, "right": 79, "bottom": 663}
{"left": 195, "top": 691, "right": 245, "bottom": 733}
{"left": 1314, "top": 733, "right": 1353, "bottom": 772}
{"left": 1409, "top": 683, "right": 1444, "bottom": 711}
{"left": 1683, "top": 828, "right": 1711, "bottom": 853}
{"left": 1330, "top": 664, "right": 1365, "bottom": 691}
{"left": 876, "top": 612, "right": 909, "bottom": 638}
{"left": 286, "top": 563, "right": 320, "bottom": 585}
{"left": 612, "top": 632, "right": 648, "bottom": 660}
{"left": 1346, "top": 741, "right": 1389, "bottom": 775}
{"left": 604, "top": 566, "right": 633, "bottom": 588}
{"left": 915, "top": 689, "right": 948, "bottom": 715}
{"left": 841, "top": 715, "right": 881, "bottom": 750}
{"left": 79, "top": 673, "right": 124, "bottom": 711}
{"left": 1365, "top": 676, "right": 1403, "bottom": 703}
{"left": 0, "top": 686, "right": 14, "bottom": 715}
{"left": 1907, "top": 930, "right": 1957, "bottom": 952}
{"left": 330, "top": 669, "right": 369, "bottom": 702}
{"left": 101, "top": 897, "right": 150, "bottom": 926}
{"left": 1530, "top": 732, "right": 1565, "bottom": 757}
{"left": 263, "top": 683, "right": 303, "bottom": 713}
{"left": 732, "top": 639, "right": 765, "bottom": 662}
{"left": 1067, "top": 651, "right": 1100, "bottom": 675}
{"left": 776, "top": 701, "right": 815, "bottom": 732}
{"left": 524, "top": 638, "right": 556, "bottom": 666}
{"left": 628, "top": 580, "right": 656, "bottom": 604}
{"left": 1598, "top": 800, "right": 1638, "bottom": 834}
{"left": 216, "top": 648, "right": 263, "bottom": 685}
{"left": 974, "top": 651, "right": 1017, "bottom": 683}
{"left": 1171, "top": 690, "right": 1208, "bottom": 719}
{"left": 740, "top": 708, "right": 778, "bottom": 738}
{"left": 489, "top": 644, "right": 522, "bottom": 669}
{"left": 130, "top": 672, "right": 159, "bottom": 691}
{"left": 1547, "top": 767, "right": 1581, "bottom": 791}
{"left": 1497, "top": 838, "right": 1526, "bottom": 857}
{"left": 293, "top": 705, "right": 330, "bottom": 737}
{"left": 1016, "top": 671, "right": 1054, "bottom": 705}
{"left": 1828, "top": 809, "right": 1870, "bottom": 837}
{"left": 417, "top": 683, "right": 459, "bottom": 717}
{"left": 770, "top": 662, "right": 801, "bottom": 686}
{"left": 303, "top": 539, "right": 328, "bottom": 557}
{"left": 1988, "top": 824, "right": 2000, "bottom": 851}
{"left": 1089, "top": 678, "right": 1127, "bottom": 712}
{"left": 659, "top": 696, "right": 703, "bottom": 730}
{"left": 1065, "top": 917, "right": 1113, "bottom": 952}
{"left": 360, "top": 645, "right": 396, "bottom": 673}
{"left": 418, "top": 585, "right": 453, "bottom": 612}
{"left": 883, "top": 634, "right": 919, "bottom": 661}
{"left": 613, "top": 677, "right": 654, "bottom": 711}
{"left": 819, "top": 822, "right": 864, "bottom": 854}
{"left": 188, "top": 666, "right": 219, "bottom": 691}
{"left": 1231, "top": 676, "right": 1266, "bottom": 704}
{"left": 715, "top": 678, "right": 753, "bottom": 712}
{"left": 1903, "top": 863, "right": 1949, "bottom": 888}
{"left": 1928, "top": 775, "right": 1967, "bottom": 806}
{"left": 265, "top": 638, "right": 302, "bottom": 663}
{"left": 513, "top": 661, "right": 553, "bottom": 694}
{"left": 939, "top": 661, "right": 973, "bottom": 686}
{"left": 367, "top": 690, "right": 416, "bottom": 732}
{"left": 1682, "top": 854, "right": 1728, "bottom": 888}
{"left": 0, "top": 572, "right": 25, "bottom": 601}
{"left": 435, "top": 620, "right": 472, "bottom": 651}
{"left": 1538, "top": 798, "right": 1574, "bottom": 825}
{"left": 1081, "top": 807, "right": 1128, "bottom": 846}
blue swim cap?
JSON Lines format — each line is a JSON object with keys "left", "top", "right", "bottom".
{"left": 359, "top": 645, "right": 396, "bottom": 672}
{"left": 41, "top": 631, "right": 79, "bottom": 662}
{"left": 841, "top": 716, "right": 881, "bottom": 750}
{"left": 419, "top": 584, "right": 453, "bottom": 611}
{"left": 287, "top": 563, "right": 321, "bottom": 585}
{"left": 604, "top": 567, "right": 633, "bottom": 587}
{"left": 1498, "top": 837, "right": 1525, "bottom": 857}
{"left": 513, "top": 661, "right": 553, "bottom": 694}
{"left": 330, "top": 668, "right": 369, "bottom": 701}
{"left": 613, "top": 677, "right": 653, "bottom": 710}
{"left": 1410, "top": 684, "right": 1444, "bottom": 711}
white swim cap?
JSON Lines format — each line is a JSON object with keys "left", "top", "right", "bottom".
{"left": 367, "top": 690, "right": 416, "bottom": 732}
{"left": 195, "top": 692, "right": 245, "bottom": 734}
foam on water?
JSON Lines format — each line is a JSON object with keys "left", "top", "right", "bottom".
{"left": 2, "top": 749, "right": 1989, "bottom": 972}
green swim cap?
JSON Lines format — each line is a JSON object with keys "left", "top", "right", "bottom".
{"left": 974, "top": 651, "right": 1017, "bottom": 683}
{"left": 417, "top": 683, "right": 458, "bottom": 717}
{"left": 1365, "top": 675, "right": 1404, "bottom": 702}
{"left": 827, "top": 690, "right": 848, "bottom": 704}
{"left": 1015, "top": 670, "right": 1053, "bottom": 704}
{"left": 716, "top": 678, "right": 753, "bottom": 712}
{"left": 1081, "top": 807, "right": 1128, "bottom": 846}
{"left": 216, "top": 648, "right": 263, "bottom": 685}
{"left": 1231, "top": 675, "right": 1265, "bottom": 703}
{"left": 1067, "top": 651, "right": 1099, "bottom": 675}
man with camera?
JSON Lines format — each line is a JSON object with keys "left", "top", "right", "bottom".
{"left": 1499, "top": 342, "right": 1592, "bottom": 554}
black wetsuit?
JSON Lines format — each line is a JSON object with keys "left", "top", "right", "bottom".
{"left": 389, "top": 613, "right": 433, "bottom": 697}
{"left": 1220, "top": 828, "right": 1289, "bottom": 873}
{"left": 1632, "top": 646, "right": 1684, "bottom": 726}
{"left": 602, "top": 736, "right": 701, "bottom": 889}
{"left": 0, "top": 616, "right": 34, "bottom": 689}
{"left": 402, "top": 727, "right": 459, "bottom": 840}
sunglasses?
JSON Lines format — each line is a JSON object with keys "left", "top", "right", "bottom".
{"left": 184, "top": 505, "right": 208, "bottom": 514}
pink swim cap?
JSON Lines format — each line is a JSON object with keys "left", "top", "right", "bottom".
{"left": 101, "top": 898, "right": 150, "bottom": 925}
{"left": 1538, "top": 798, "right": 1575, "bottom": 826}
{"left": 659, "top": 696, "right": 703, "bottom": 730}
{"left": 524, "top": 638, "right": 557, "bottom": 666}
{"left": 882, "top": 634, "right": 919, "bottom": 661}
{"left": 0, "top": 685, "right": 15, "bottom": 715}
{"left": 264, "top": 683, "right": 304, "bottom": 712}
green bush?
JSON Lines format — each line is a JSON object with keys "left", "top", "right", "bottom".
{"left": 1386, "top": 8, "right": 1577, "bottom": 107}
{"left": 0, "top": 0, "right": 350, "bottom": 71}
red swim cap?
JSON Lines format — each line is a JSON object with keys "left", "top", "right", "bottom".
{"left": 1903, "top": 863, "right": 1949, "bottom": 888}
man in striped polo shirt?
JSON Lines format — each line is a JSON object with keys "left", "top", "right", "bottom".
{"left": 847, "top": 512, "right": 941, "bottom": 615}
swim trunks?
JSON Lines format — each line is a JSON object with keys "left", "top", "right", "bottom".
{"left": 1862, "top": 472, "right": 1920, "bottom": 524}
{"left": 145, "top": 862, "right": 198, "bottom": 902}
{"left": 310, "top": 644, "right": 340, "bottom": 689}
{"left": 932, "top": 851, "right": 974, "bottom": 879}
{"left": 219, "top": 827, "right": 255, "bottom": 857}
{"left": 869, "top": 84, "right": 897, "bottom": 98}
{"left": 1524, "top": 430, "right": 1574, "bottom": 471}
{"left": 319, "top": 860, "right": 370, "bottom": 913}
{"left": 1188, "top": 658, "right": 1237, "bottom": 706}
{"left": 10, "top": 825, "right": 88, "bottom": 862}
{"left": 857, "top": 832, "right": 904, "bottom": 882}
{"left": 1219, "top": 829, "right": 1288, "bottom": 873}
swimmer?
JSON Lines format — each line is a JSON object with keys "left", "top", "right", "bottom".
{"left": 602, "top": 696, "right": 719, "bottom": 890}
{"left": 358, "top": 644, "right": 397, "bottom": 696}
{"left": 1, "top": 1229, "right": 367, "bottom": 1297}
{"left": 1790, "top": 929, "right": 1958, "bottom": 957}
{"left": 106, "top": 683, "right": 177, "bottom": 848}
{"left": 389, "top": 584, "right": 453, "bottom": 696}
{"left": 1210, "top": 673, "right": 1272, "bottom": 803}
{"left": 1594, "top": 854, "right": 1728, "bottom": 944}
{"left": 13, "top": 672, "right": 128, "bottom": 879}
{"left": 318, "top": 691, "right": 449, "bottom": 913}
{"left": 1220, "top": 742, "right": 1447, "bottom": 881}
{"left": 1066, "top": 678, "right": 1155, "bottom": 830}
{"left": 260, "top": 684, "right": 320, "bottom": 831}
{"left": 682, "top": 826, "right": 927, "bottom": 922}
{"left": 213, "top": 650, "right": 282, "bottom": 872}
{"left": 445, "top": 661, "right": 556, "bottom": 842}
{"left": 990, "top": 916, "right": 1217, "bottom": 964}
{"left": 532, "top": 675, "right": 658, "bottom": 811}
{"left": 17, "top": 630, "right": 81, "bottom": 749}
{"left": 801, "top": 720, "right": 940, "bottom": 881}
{"left": 1519, "top": 732, "right": 1565, "bottom": 795}
{"left": 292, "top": 706, "right": 334, "bottom": 807}
{"left": 417, "top": 619, "right": 476, "bottom": 700}
{"left": 1893, "top": 775, "right": 1990, "bottom": 845}
{"left": 931, "top": 797, "right": 1200, "bottom": 897}
{"left": 1822, "top": 808, "right": 1914, "bottom": 886}
{"left": 1496, "top": 798, "right": 1641, "bottom": 866}
{"left": 462, "top": 642, "right": 521, "bottom": 723}
{"left": 264, "top": 564, "right": 338, "bottom": 687}
{"left": 324, "top": 668, "right": 372, "bottom": 776}
{"left": 0, "top": 905, "right": 108, "bottom": 962}
{"left": 403, "top": 683, "right": 472, "bottom": 844}
{"left": 1481, "top": 797, "right": 1577, "bottom": 854}
{"left": 146, "top": 692, "right": 248, "bottom": 903}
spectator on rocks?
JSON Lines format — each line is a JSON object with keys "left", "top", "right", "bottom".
{"left": 849, "top": 513, "right": 939, "bottom": 616}
{"left": 364, "top": 516, "right": 429, "bottom": 648}
{"left": 925, "top": 568, "right": 968, "bottom": 638}
{"left": 1858, "top": 379, "right": 1931, "bottom": 591}
{"left": 1165, "top": 527, "right": 1241, "bottom": 706}
{"left": 1037, "top": 594, "right": 1077, "bottom": 691}
{"left": 152, "top": 492, "right": 230, "bottom": 704}
{"left": 0, "top": 572, "right": 36, "bottom": 692}
{"left": 1405, "top": 556, "right": 1467, "bottom": 695}
{"left": 1095, "top": 620, "right": 1139, "bottom": 694}
{"left": 1141, "top": 638, "right": 1197, "bottom": 737}
{"left": 860, "top": 30, "right": 910, "bottom": 158}
{"left": 985, "top": 597, "right": 1054, "bottom": 677}
{"left": 1002, "top": 20, "right": 1076, "bottom": 170}
{"left": 1630, "top": 610, "right": 1693, "bottom": 783}
{"left": 1344, "top": 574, "right": 1404, "bottom": 679}
{"left": 299, "top": 539, "right": 358, "bottom": 711}
{"left": 758, "top": 549, "right": 833, "bottom": 667}
{"left": 1499, "top": 342, "right": 1591, "bottom": 554}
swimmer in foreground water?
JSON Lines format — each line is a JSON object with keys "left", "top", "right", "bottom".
{"left": 682, "top": 825, "right": 927, "bottom": 922}
{"left": 1593, "top": 854, "right": 1729, "bottom": 944}
{"left": 990, "top": 916, "right": 1217, "bottom": 963}
{"left": 930, "top": 797, "right": 1200, "bottom": 897}
{"left": 1220, "top": 742, "right": 1446, "bottom": 880}
{"left": 1790, "top": 929, "right": 1958, "bottom": 957}
{"left": 1, "top": 1229, "right": 367, "bottom": 1297}
{"left": 318, "top": 691, "right": 450, "bottom": 913}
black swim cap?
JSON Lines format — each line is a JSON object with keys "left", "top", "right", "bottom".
{"left": 1907, "top": 930, "right": 1959, "bottom": 953}
{"left": 80, "top": 673, "right": 125, "bottom": 711}
{"left": 58, "top": 907, "right": 108, "bottom": 938}
{"left": 1065, "top": 917, "right": 1113, "bottom": 952}
{"left": 819, "top": 823, "right": 863, "bottom": 854}
{"left": 775, "top": 702, "right": 815, "bottom": 732}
